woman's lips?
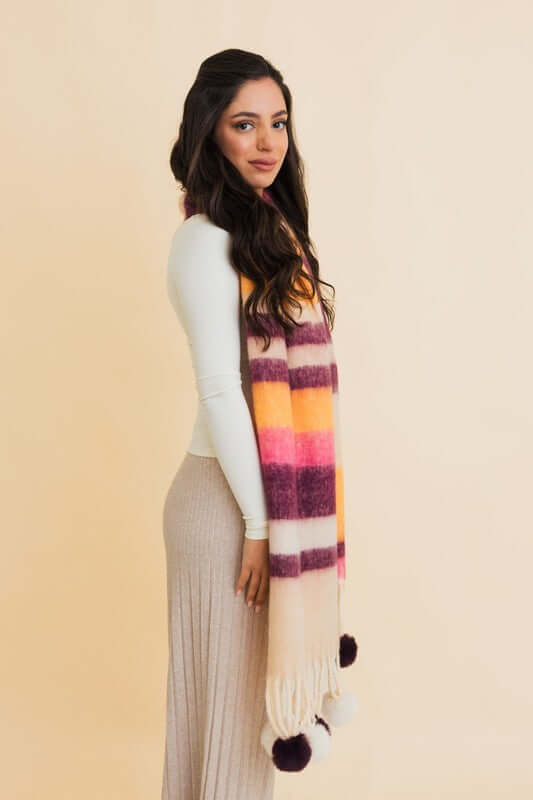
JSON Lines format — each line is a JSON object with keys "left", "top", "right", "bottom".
{"left": 250, "top": 161, "right": 277, "bottom": 171}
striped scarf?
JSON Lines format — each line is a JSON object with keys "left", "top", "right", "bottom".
{"left": 184, "top": 189, "right": 358, "bottom": 772}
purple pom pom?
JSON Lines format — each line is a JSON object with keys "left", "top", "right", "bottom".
{"left": 272, "top": 732, "right": 312, "bottom": 772}
{"left": 339, "top": 633, "right": 358, "bottom": 667}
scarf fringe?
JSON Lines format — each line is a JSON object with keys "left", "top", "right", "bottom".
{"left": 264, "top": 578, "right": 346, "bottom": 741}
{"left": 265, "top": 648, "right": 342, "bottom": 740}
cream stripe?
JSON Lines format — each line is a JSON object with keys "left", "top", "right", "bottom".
{"left": 287, "top": 341, "right": 334, "bottom": 368}
{"left": 268, "top": 514, "right": 337, "bottom": 554}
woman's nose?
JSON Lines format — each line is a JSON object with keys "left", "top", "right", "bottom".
{"left": 256, "top": 128, "right": 274, "bottom": 150}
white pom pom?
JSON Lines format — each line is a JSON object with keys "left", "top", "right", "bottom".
{"left": 321, "top": 690, "right": 358, "bottom": 726}
{"left": 304, "top": 719, "right": 332, "bottom": 764}
{"left": 260, "top": 718, "right": 276, "bottom": 757}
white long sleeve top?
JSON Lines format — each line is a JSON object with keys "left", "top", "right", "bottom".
{"left": 166, "top": 212, "right": 269, "bottom": 540}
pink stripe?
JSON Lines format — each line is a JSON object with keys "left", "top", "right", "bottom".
{"left": 258, "top": 428, "right": 295, "bottom": 463}
{"left": 257, "top": 428, "right": 336, "bottom": 466}
{"left": 337, "top": 555, "right": 346, "bottom": 581}
{"left": 295, "top": 430, "right": 335, "bottom": 466}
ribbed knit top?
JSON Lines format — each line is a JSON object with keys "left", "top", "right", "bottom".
{"left": 166, "top": 212, "right": 269, "bottom": 540}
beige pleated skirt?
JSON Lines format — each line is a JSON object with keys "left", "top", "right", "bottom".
{"left": 161, "top": 451, "right": 275, "bottom": 800}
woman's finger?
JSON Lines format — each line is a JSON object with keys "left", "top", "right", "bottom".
{"left": 254, "top": 570, "right": 269, "bottom": 613}
{"left": 235, "top": 566, "right": 251, "bottom": 596}
{"left": 246, "top": 569, "right": 261, "bottom": 606}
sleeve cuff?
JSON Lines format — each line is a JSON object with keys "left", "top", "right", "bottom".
{"left": 243, "top": 518, "right": 269, "bottom": 540}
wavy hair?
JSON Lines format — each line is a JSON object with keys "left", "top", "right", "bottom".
{"left": 169, "top": 48, "right": 335, "bottom": 350}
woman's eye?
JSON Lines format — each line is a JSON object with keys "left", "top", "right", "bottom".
{"left": 233, "top": 120, "right": 288, "bottom": 131}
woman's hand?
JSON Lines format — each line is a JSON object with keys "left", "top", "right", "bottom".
{"left": 235, "top": 538, "right": 270, "bottom": 614}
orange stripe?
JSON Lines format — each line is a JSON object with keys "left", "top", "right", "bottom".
{"left": 241, "top": 274, "right": 255, "bottom": 300}
{"left": 291, "top": 387, "right": 333, "bottom": 433}
{"left": 252, "top": 382, "right": 292, "bottom": 428}
{"left": 253, "top": 383, "right": 334, "bottom": 432}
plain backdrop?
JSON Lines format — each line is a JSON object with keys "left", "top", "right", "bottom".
{"left": 2, "top": 1, "right": 532, "bottom": 797}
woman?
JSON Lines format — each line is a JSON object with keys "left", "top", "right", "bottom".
{"left": 162, "top": 48, "right": 354, "bottom": 800}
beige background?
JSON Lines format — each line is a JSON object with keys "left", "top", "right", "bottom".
{"left": 2, "top": 1, "right": 532, "bottom": 797}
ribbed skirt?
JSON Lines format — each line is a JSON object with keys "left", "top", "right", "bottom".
{"left": 161, "top": 452, "right": 275, "bottom": 800}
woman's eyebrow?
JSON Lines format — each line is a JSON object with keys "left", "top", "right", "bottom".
{"left": 230, "top": 110, "right": 288, "bottom": 118}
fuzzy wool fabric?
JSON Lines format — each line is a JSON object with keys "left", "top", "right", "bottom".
{"left": 183, "top": 188, "right": 357, "bottom": 770}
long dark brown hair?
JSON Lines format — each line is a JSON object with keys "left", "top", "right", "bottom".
{"left": 169, "top": 48, "right": 335, "bottom": 350}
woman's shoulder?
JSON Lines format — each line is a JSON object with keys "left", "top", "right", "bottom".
{"left": 169, "top": 213, "right": 230, "bottom": 260}
{"left": 167, "top": 214, "right": 234, "bottom": 287}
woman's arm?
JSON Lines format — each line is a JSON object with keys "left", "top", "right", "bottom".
{"left": 167, "top": 215, "right": 269, "bottom": 540}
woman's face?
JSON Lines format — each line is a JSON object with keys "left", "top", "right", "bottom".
{"left": 213, "top": 77, "right": 289, "bottom": 197}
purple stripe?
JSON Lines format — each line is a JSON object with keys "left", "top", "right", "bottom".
{"left": 262, "top": 463, "right": 298, "bottom": 518}
{"left": 289, "top": 364, "right": 333, "bottom": 390}
{"left": 245, "top": 315, "right": 331, "bottom": 348}
{"left": 287, "top": 321, "right": 330, "bottom": 347}
{"left": 249, "top": 359, "right": 337, "bottom": 390}
{"left": 249, "top": 358, "right": 289, "bottom": 383}
{"left": 298, "top": 465, "right": 336, "bottom": 516}
{"left": 270, "top": 545, "right": 338, "bottom": 578}
{"left": 331, "top": 362, "right": 338, "bottom": 392}
{"left": 337, "top": 540, "right": 345, "bottom": 558}
{"left": 262, "top": 464, "right": 336, "bottom": 519}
